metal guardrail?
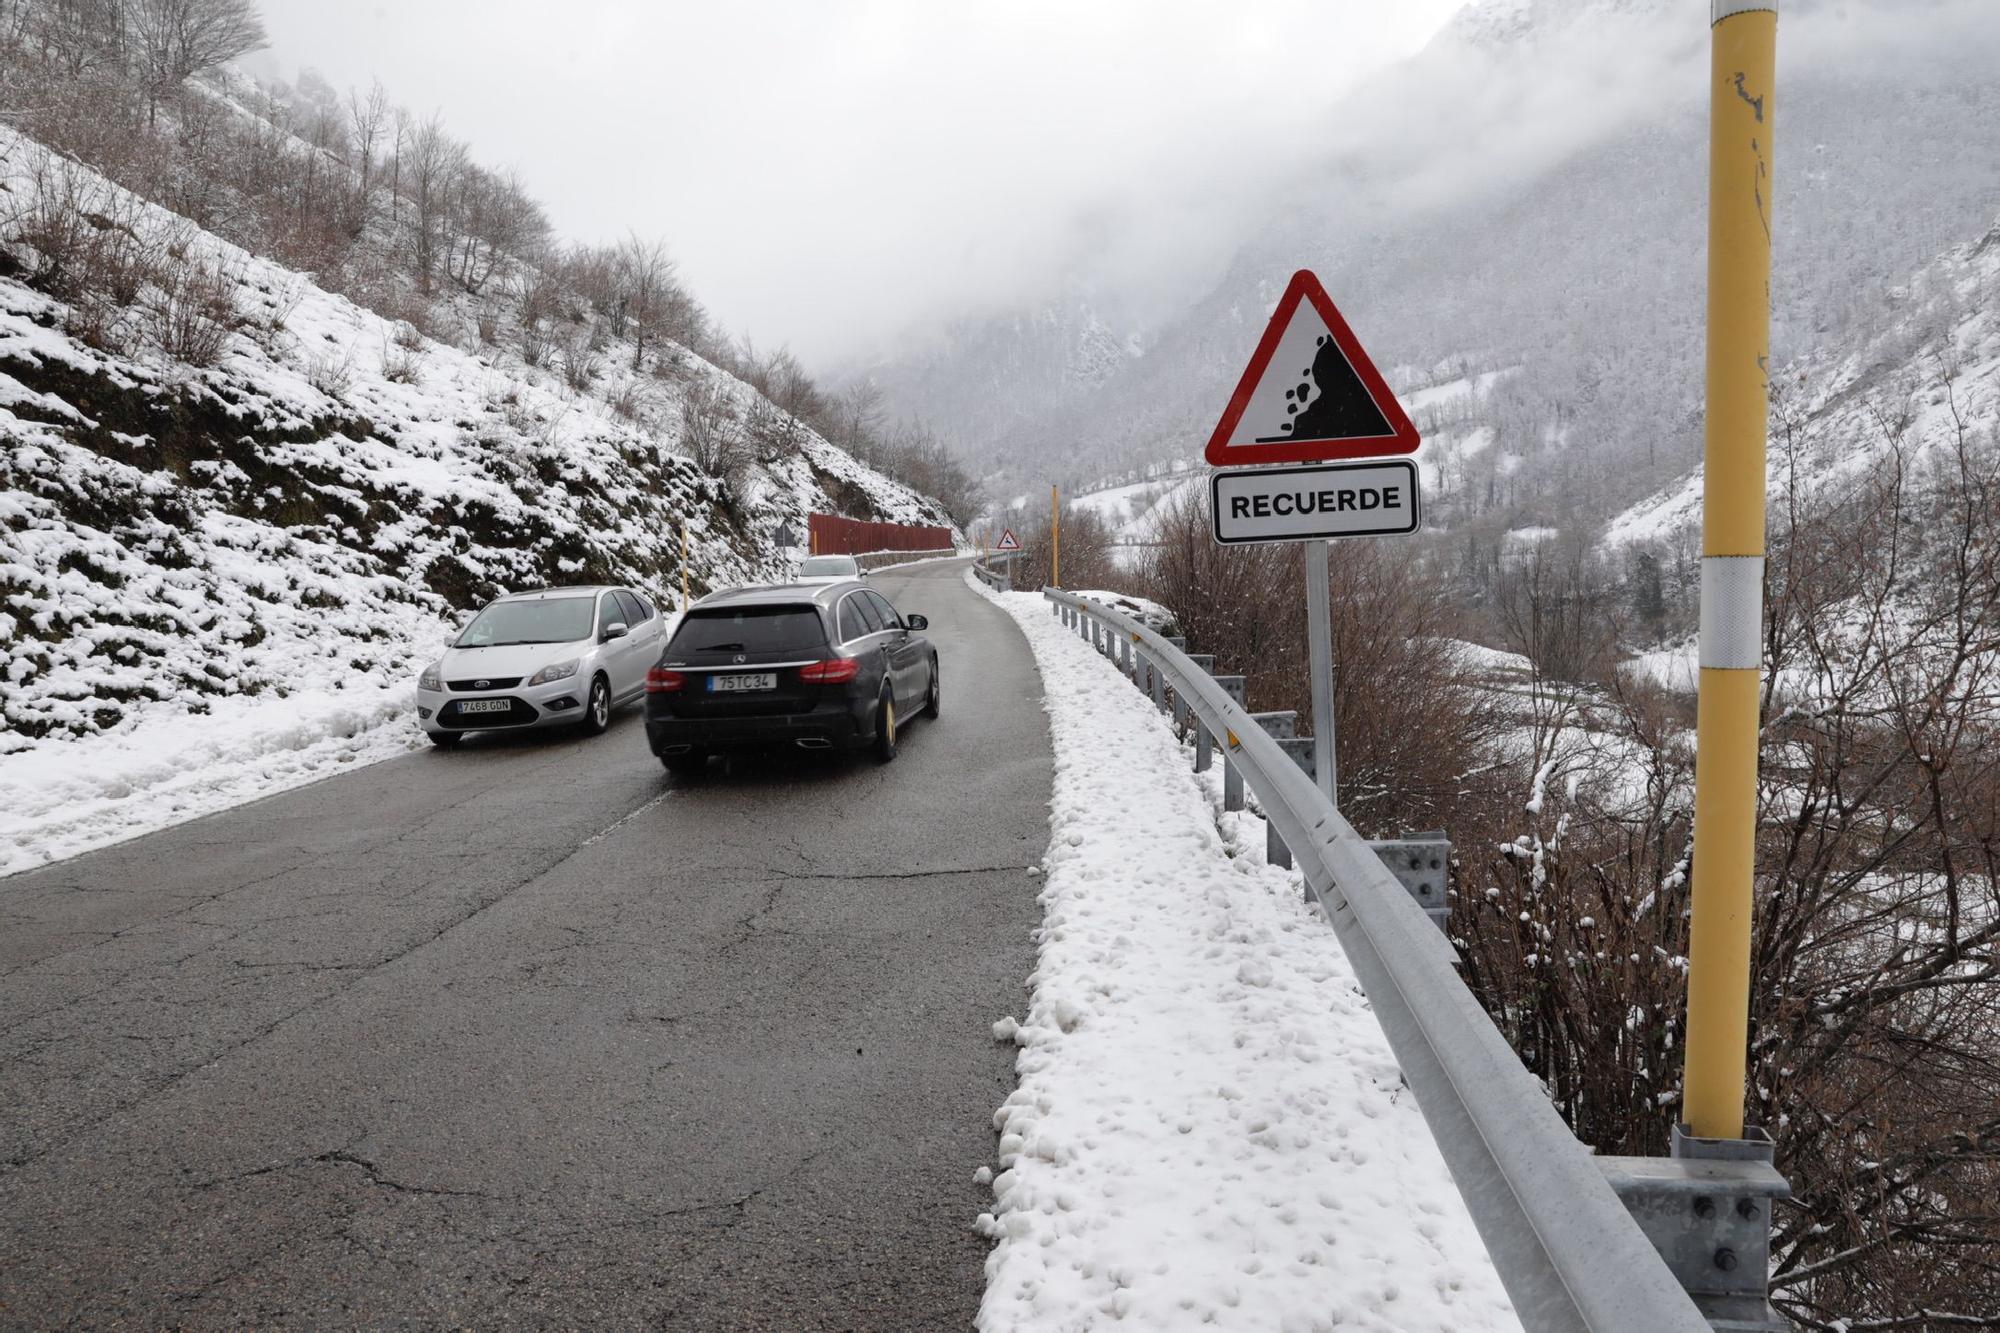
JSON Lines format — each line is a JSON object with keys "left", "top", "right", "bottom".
{"left": 970, "top": 557, "right": 1011, "bottom": 592}
{"left": 853, "top": 547, "right": 959, "bottom": 573}
{"left": 1042, "top": 586, "right": 1713, "bottom": 1333}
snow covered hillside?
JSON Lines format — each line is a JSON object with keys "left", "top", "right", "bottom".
{"left": 0, "top": 128, "right": 955, "bottom": 872}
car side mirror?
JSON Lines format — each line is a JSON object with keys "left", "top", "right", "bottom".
{"left": 905, "top": 613, "right": 928, "bottom": 631}
{"left": 603, "top": 622, "right": 629, "bottom": 641}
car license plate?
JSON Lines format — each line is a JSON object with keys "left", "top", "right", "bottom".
{"left": 458, "top": 698, "right": 512, "bottom": 714}
{"left": 708, "top": 672, "right": 776, "bottom": 693}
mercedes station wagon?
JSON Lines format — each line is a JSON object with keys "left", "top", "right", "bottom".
{"left": 643, "top": 580, "right": 938, "bottom": 773}
{"left": 416, "top": 586, "right": 668, "bottom": 746}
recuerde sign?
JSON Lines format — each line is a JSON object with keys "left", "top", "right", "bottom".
{"left": 1209, "top": 460, "right": 1421, "bottom": 546}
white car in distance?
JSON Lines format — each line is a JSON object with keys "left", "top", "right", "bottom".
{"left": 416, "top": 585, "right": 666, "bottom": 747}
{"left": 794, "top": 554, "right": 865, "bottom": 582}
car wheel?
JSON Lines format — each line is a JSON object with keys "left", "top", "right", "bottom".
{"left": 872, "top": 684, "right": 899, "bottom": 762}
{"left": 662, "top": 747, "right": 708, "bottom": 777}
{"left": 923, "top": 658, "right": 940, "bottom": 718}
{"left": 582, "top": 674, "right": 611, "bottom": 735}
{"left": 428, "top": 732, "right": 460, "bottom": 749}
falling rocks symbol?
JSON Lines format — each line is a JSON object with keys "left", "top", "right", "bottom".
{"left": 1268, "top": 333, "right": 1392, "bottom": 443}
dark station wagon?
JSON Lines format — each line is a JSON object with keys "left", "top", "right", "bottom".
{"left": 642, "top": 579, "right": 938, "bottom": 774}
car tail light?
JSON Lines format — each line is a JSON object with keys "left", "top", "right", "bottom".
{"left": 645, "top": 668, "right": 686, "bottom": 693}
{"left": 798, "top": 658, "right": 860, "bottom": 684}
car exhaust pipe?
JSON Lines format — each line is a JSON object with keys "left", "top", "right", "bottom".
{"left": 794, "top": 737, "right": 833, "bottom": 750}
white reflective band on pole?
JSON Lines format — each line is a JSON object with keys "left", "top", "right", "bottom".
{"left": 1712, "top": 0, "right": 1776, "bottom": 21}
{"left": 1699, "top": 556, "right": 1765, "bottom": 669}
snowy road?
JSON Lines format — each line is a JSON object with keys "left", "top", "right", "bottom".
{"left": 0, "top": 560, "right": 1049, "bottom": 1328}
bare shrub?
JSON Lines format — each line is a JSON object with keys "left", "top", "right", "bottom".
{"left": 1005, "top": 504, "right": 1118, "bottom": 596}
{"left": 475, "top": 304, "right": 500, "bottom": 345}
{"left": 6, "top": 157, "right": 155, "bottom": 308}
{"left": 151, "top": 251, "right": 238, "bottom": 367}
{"left": 381, "top": 337, "right": 422, "bottom": 385}
{"left": 677, "top": 380, "right": 749, "bottom": 484}
{"left": 1453, "top": 393, "right": 2000, "bottom": 1328}
{"left": 1492, "top": 532, "right": 1620, "bottom": 684}
{"left": 391, "top": 319, "right": 424, "bottom": 353}
{"left": 1142, "top": 483, "right": 1499, "bottom": 836}
{"left": 519, "top": 317, "right": 555, "bottom": 369}
{"left": 307, "top": 348, "right": 354, "bottom": 399}
{"left": 607, "top": 379, "right": 645, "bottom": 422}
{"left": 558, "top": 328, "right": 599, "bottom": 390}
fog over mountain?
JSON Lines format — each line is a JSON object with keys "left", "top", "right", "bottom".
{"left": 856, "top": 0, "right": 2000, "bottom": 542}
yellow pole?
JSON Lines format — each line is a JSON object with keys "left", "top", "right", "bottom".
{"left": 1683, "top": 0, "right": 1776, "bottom": 1143}
{"left": 1051, "top": 486, "right": 1061, "bottom": 588}
{"left": 680, "top": 520, "right": 690, "bottom": 612}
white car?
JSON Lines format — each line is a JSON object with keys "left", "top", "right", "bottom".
{"left": 415, "top": 585, "right": 667, "bottom": 747}
{"left": 794, "top": 554, "right": 865, "bottom": 582}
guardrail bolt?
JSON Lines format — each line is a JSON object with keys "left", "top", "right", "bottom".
{"left": 1736, "top": 1198, "right": 1758, "bottom": 1220}
{"left": 1692, "top": 1196, "right": 1716, "bottom": 1220}
{"left": 1714, "top": 1248, "right": 1738, "bottom": 1273}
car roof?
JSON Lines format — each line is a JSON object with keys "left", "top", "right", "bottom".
{"left": 494, "top": 585, "right": 616, "bottom": 601}
{"left": 691, "top": 580, "right": 864, "bottom": 611}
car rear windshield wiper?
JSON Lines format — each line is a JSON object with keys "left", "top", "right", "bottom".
{"left": 692, "top": 642, "right": 746, "bottom": 651}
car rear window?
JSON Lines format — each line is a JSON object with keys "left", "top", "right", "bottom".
{"left": 669, "top": 606, "right": 828, "bottom": 655}
{"left": 798, "top": 556, "right": 858, "bottom": 577}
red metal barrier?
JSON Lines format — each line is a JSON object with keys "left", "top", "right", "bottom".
{"left": 807, "top": 513, "right": 953, "bottom": 556}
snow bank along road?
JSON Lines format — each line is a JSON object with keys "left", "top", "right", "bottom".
{"left": 0, "top": 560, "right": 1049, "bottom": 1328}
{"left": 969, "top": 579, "right": 1516, "bottom": 1333}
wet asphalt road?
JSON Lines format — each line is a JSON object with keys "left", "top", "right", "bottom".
{"left": 0, "top": 560, "right": 1049, "bottom": 1330}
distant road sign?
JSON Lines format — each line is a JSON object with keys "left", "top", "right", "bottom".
{"left": 1205, "top": 270, "right": 1419, "bottom": 467}
{"left": 995, "top": 528, "right": 1021, "bottom": 552}
{"left": 1209, "top": 460, "right": 1421, "bottom": 546}
{"left": 774, "top": 521, "right": 799, "bottom": 547}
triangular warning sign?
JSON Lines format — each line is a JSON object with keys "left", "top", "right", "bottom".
{"left": 1205, "top": 270, "right": 1420, "bottom": 467}
{"left": 995, "top": 528, "right": 1021, "bottom": 551}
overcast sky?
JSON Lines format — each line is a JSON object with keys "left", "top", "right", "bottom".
{"left": 247, "top": 1, "right": 1463, "bottom": 366}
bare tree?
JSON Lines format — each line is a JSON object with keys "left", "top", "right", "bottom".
{"left": 125, "top": 0, "right": 266, "bottom": 124}
{"left": 400, "top": 111, "right": 464, "bottom": 293}
{"left": 615, "top": 233, "right": 676, "bottom": 370}
{"left": 344, "top": 78, "right": 387, "bottom": 231}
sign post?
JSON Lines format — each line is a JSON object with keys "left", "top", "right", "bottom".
{"left": 1205, "top": 270, "right": 1422, "bottom": 811}
{"left": 1306, "top": 542, "right": 1337, "bottom": 809}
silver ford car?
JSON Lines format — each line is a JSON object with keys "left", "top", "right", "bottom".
{"left": 415, "top": 586, "right": 668, "bottom": 747}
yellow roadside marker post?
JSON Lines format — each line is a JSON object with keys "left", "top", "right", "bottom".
{"left": 1684, "top": 0, "right": 1777, "bottom": 1144}
{"left": 1591, "top": 13, "right": 1789, "bottom": 1328}
{"left": 1050, "top": 486, "right": 1061, "bottom": 588}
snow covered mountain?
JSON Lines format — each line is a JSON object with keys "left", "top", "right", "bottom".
{"left": 0, "top": 128, "right": 954, "bottom": 869}
{"left": 1607, "top": 210, "right": 2000, "bottom": 553}
{"left": 855, "top": 292, "right": 1145, "bottom": 466}
{"left": 865, "top": 0, "right": 2000, "bottom": 556}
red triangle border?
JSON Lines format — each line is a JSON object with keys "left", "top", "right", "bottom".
{"left": 1204, "top": 270, "right": 1420, "bottom": 467}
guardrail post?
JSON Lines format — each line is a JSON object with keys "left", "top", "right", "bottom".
{"left": 1213, "top": 675, "right": 1247, "bottom": 809}
{"left": 1179, "top": 654, "right": 1214, "bottom": 729}
{"left": 1597, "top": 1126, "right": 1791, "bottom": 1332}
{"left": 1365, "top": 835, "right": 1452, "bottom": 933}
{"left": 1250, "top": 713, "right": 1305, "bottom": 868}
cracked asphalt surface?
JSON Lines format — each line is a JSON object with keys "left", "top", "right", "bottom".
{"left": 0, "top": 560, "right": 1049, "bottom": 1329}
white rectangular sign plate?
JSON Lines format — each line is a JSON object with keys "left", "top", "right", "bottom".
{"left": 1209, "top": 459, "right": 1421, "bottom": 546}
